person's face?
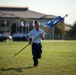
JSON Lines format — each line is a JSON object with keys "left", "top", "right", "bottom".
{"left": 35, "top": 22, "right": 39, "bottom": 28}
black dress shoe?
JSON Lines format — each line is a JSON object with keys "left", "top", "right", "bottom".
{"left": 38, "top": 56, "right": 41, "bottom": 59}
{"left": 34, "top": 64, "right": 38, "bottom": 66}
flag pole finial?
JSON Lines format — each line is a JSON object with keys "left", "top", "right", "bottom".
{"left": 63, "top": 14, "right": 68, "bottom": 18}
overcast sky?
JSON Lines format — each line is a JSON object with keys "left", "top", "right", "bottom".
{"left": 0, "top": 0, "right": 76, "bottom": 25}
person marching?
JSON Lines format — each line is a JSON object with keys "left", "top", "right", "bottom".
{"left": 26, "top": 21, "right": 44, "bottom": 66}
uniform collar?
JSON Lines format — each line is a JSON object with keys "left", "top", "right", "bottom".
{"left": 34, "top": 28, "right": 39, "bottom": 31}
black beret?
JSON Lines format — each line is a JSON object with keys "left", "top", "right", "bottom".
{"left": 35, "top": 21, "right": 38, "bottom": 24}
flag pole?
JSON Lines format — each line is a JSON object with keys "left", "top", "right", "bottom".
{"left": 16, "top": 23, "right": 17, "bottom": 33}
{"left": 63, "top": 14, "right": 68, "bottom": 18}
{"left": 4, "top": 20, "right": 7, "bottom": 33}
{"left": 12, "top": 43, "right": 30, "bottom": 58}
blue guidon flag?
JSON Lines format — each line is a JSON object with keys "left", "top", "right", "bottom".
{"left": 47, "top": 14, "right": 68, "bottom": 29}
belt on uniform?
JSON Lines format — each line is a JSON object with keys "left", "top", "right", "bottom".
{"left": 33, "top": 42, "right": 41, "bottom": 45}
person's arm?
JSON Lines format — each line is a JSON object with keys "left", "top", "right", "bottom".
{"left": 26, "top": 35, "right": 31, "bottom": 44}
{"left": 40, "top": 33, "right": 44, "bottom": 40}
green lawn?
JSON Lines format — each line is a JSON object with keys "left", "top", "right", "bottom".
{"left": 0, "top": 40, "right": 76, "bottom": 75}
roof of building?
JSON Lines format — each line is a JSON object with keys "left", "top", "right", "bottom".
{"left": 0, "top": 6, "right": 57, "bottom": 19}
{"left": 64, "top": 24, "right": 72, "bottom": 31}
{"left": 0, "top": 6, "right": 28, "bottom": 11}
{"left": 41, "top": 15, "right": 57, "bottom": 19}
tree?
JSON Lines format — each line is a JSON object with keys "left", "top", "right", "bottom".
{"left": 69, "top": 21, "right": 76, "bottom": 37}
{"left": 54, "top": 22, "right": 64, "bottom": 39}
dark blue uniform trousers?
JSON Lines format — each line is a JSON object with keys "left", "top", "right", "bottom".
{"left": 32, "top": 43, "right": 42, "bottom": 66}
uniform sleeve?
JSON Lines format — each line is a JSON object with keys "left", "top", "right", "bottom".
{"left": 42, "top": 30, "right": 44, "bottom": 38}
{"left": 27, "top": 30, "right": 33, "bottom": 37}
{"left": 40, "top": 29, "right": 44, "bottom": 38}
{"left": 41, "top": 29, "right": 44, "bottom": 34}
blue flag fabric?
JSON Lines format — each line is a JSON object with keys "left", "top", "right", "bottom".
{"left": 47, "top": 16, "right": 63, "bottom": 29}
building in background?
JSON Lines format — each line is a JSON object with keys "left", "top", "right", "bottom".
{"left": 0, "top": 6, "right": 64, "bottom": 40}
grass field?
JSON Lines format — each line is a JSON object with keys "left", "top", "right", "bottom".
{"left": 0, "top": 40, "right": 76, "bottom": 75}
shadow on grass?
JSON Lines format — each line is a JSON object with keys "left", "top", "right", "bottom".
{"left": 1, "top": 66, "right": 34, "bottom": 72}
